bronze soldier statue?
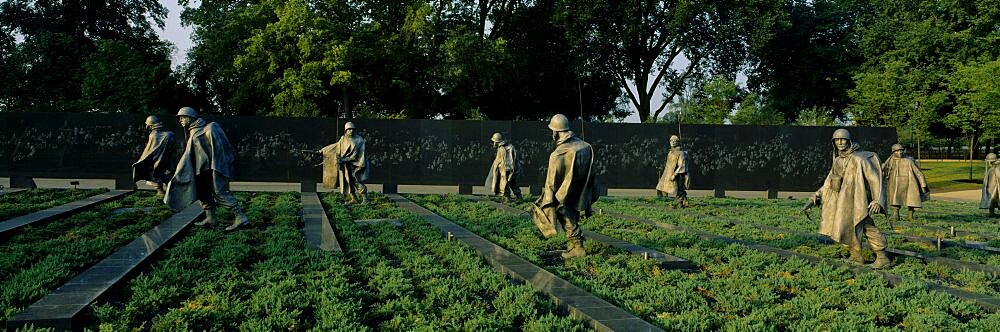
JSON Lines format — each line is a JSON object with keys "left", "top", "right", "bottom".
{"left": 980, "top": 153, "right": 1000, "bottom": 218}
{"left": 165, "top": 107, "right": 250, "bottom": 231}
{"left": 882, "top": 144, "right": 929, "bottom": 221}
{"left": 810, "top": 129, "right": 891, "bottom": 268}
{"left": 531, "top": 114, "right": 597, "bottom": 259}
{"left": 485, "top": 132, "right": 523, "bottom": 201}
{"left": 132, "top": 115, "right": 176, "bottom": 198}
{"left": 655, "top": 134, "right": 690, "bottom": 208}
{"left": 321, "top": 122, "right": 368, "bottom": 205}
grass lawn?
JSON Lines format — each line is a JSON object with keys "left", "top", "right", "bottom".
{"left": 918, "top": 159, "right": 986, "bottom": 192}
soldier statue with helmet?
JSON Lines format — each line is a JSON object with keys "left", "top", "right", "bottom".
{"left": 981, "top": 153, "right": 1000, "bottom": 218}
{"left": 320, "top": 121, "right": 369, "bottom": 205}
{"left": 132, "top": 115, "right": 177, "bottom": 198}
{"left": 809, "top": 128, "right": 892, "bottom": 268}
{"left": 882, "top": 143, "right": 929, "bottom": 221}
{"left": 530, "top": 114, "right": 598, "bottom": 259}
{"left": 485, "top": 132, "right": 523, "bottom": 201}
{"left": 165, "top": 107, "right": 250, "bottom": 231}
{"left": 655, "top": 134, "right": 690, "bottom": 208}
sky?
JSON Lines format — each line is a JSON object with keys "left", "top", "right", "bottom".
{"left": 156, "top": 0, "right": 655, "bottom": 123}
{"left": 160, "top": 0, "right": 194, "bottom": 69}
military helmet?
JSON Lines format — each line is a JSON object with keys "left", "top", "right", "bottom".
{"left": 988, "top": 153, "right": 998, "bottom": 162}
{"left": 176, "top": 107, "right": 198, "bottom": 118}
{"left": 548, "top": 114, "right": 570, "bottom": 132}
{"left": 831, "top": 128, "right": 851, "bottom": 141}
{"left": 491, "top": 132, "right": 504, "bottom": 143}
{"left": 891, "top": 144, "right": 904, "bottom": 152}
{"left": 344, "top": 122, "right": 356, "bottom": 130}
{"left": 669, "top": 135, "right": 680, "bottom": 142}
{"left": 145, "top": 115, "right": 160, "bottom": 126}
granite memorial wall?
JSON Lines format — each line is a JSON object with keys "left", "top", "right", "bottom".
{"left": 0, "top": 112, "right": 896, "bottom": 191}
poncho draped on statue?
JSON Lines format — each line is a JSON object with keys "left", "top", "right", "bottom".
{"left": 816, "top": 144, "right": 886, "bottom": 247}
{"left": 321, "top": 134, "right": 369, "bottom": 192}
{"left": 485, "top": 143, "right": 520, "bottom": 195}
{"left": 132, "top": 127, "right": 176, "bottom": 184}
{"left": 532, "top": 134, "right": 598, "bottom": 237}
{"left": 655, "top": 148, "right": 690, "bottom": 194}
{"left": 882, "top": 156, "right": 928, "bottom": 208}
{"left": 980, "top": 163, "right": 1000, "bottom": 209}
{"left": 165, "top": 119, "right": 235, "bottom": 211}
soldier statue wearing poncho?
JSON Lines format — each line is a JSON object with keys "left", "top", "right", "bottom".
{"left": 882, "top": 143, "right": 929, "bottom": 221}
{"left": 980, "top": 153, "right": 1000, "bottom": 218}
{"left": 321, "top": 122, "right": 369, "bottom": 205}
{"left": 132, "top": 115, "right": 177, "bottom": 198}
{"left": 809, "top": 129, "right": 892, "bottom": 269}
{"left": 485, "top": 132, "right": 523, "bottom": 201}
{"left": 165, "top": 107, "right": 250, "bottom": 231}
{"left": 655, "top": 134, "right": 690, "bottom": 208}
{"left": 530, "top": 114, "right": 598, "bottom": 259}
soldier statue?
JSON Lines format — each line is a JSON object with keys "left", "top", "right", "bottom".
{"left": 485, "top": 132, "right": 523, "bottom": 201}
{"left": 882, "top": 144, "right": 929, "bottom": 221}
{"left": 809, "top": 129, "right": 891, "bottom": 268}
{"left": 321, "top": 122, "right": 369, "bottom": 205}
{"left": 655, "top": 135, "right": 690, "bottom": 208}
{"left": 530, "top": 114, "right": 598, "bottom": 259}
{"left": 980, "top": 153, "right": 1000, "bottom": 218}
{"left": 165, "top": 107, "right": 250, "bottom": 231}
{"left": 132, "top": 115, "right": 176, "bottom": 198}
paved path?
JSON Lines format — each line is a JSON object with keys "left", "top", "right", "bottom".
{"left": 932, "top": 190, "right": 981, "bottom": 203}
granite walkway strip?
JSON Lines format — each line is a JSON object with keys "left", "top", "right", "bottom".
{"left": 388, "top": 194, "right": 661, "bottom": 332}
{"left": 603, "top": 209, "right": 1000, "bottom": 313}
{"left": 0, "top": 190, "right": 132, "bottom": 236}
{"left": 6, "top": 204, "right": 204, "bottom": 330}
{"left": 301, "top": 192, "right": 342, "bottom": 252}
{"left": 465, "top": 196, "right": 693, "bottom": 269}
{"left": 637, "top": 203, "right": 1000, "bottom": 276}
{"left": 0, "top": 188, "right": 26, "bottom": 195}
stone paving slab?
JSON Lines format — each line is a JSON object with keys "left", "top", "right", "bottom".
{"left": 301, "top": 192, "right": 342, "bottom": 252}
{"left": 0, "top": 188, "right": 26, "bottom": 195}
{"left": 388, "top": 194, "right": 661, "bottom": 332}
{"left": 604, "top": 210, "right": 1000, "bottom": 313}
{"left": 0, "top": 190, "right": 132, "bottom": 236}
{"left": 466, "top": 196, "right": 693, "bottom": 269}
{"left": 6, "top": 204, "right": 204, "bottom": 331}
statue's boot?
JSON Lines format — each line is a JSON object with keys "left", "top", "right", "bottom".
{"left": 155, "top": 184, "right": 166, "bottom": 199}
{"left": 345, "top": 193, "right": 356, "bottom": 205}
{"left": 848, "top": 247, "right": 864, "bottom": 264}
{"left": 908, "top": 209, "right": 915, "bottom": 221}
{"left": 892, "top": 207, "right": 901, "bottom": 221}
{"left": 195, "top": 208, "right": 217, "bottom": 226}
{"left": 679, "top": 197, "right": 689, "bottom": 208}
{"left": 359, "top": 194, "right": 368, "bottom": 205}
{"left": 870, "top": 250, "right": 892, "bottom": 269}
{"left": 561, "top": 238, "right": 586, "bottom": 259}
{"left": 224, "top": 208, "right": 250, "bottom": 232}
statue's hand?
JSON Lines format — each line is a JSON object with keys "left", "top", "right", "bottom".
{"left": 868, "top": 201, "right": 882, "bottom": 215}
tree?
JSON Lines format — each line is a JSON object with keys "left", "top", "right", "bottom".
{"left": 0, "top": 0, "right": 185, "bottom": 113}
{"left": 675, "top": 75, "right": 741, "bottom": 124}
{"left": 730, "top": 93, "right": 784, "bottom": 125}
{"left": 744, "top": 0, "right": 864, "bottom": 123}
{"left": 846, "top": 0, "right": 1000, "bottom": 157}
{"left": 948, "top": 60, "right": 1000, "bottom": 141}
{"left": 559, "top": 0, "right": 749, "bottom": 123}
